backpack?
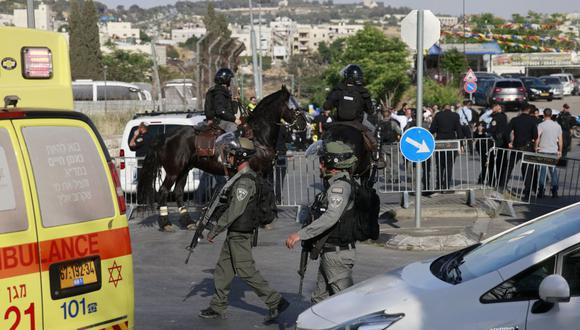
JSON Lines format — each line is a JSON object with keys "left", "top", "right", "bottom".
{"left": 241, "top": 173, "right": 278, "bottom": 228}
{"left": 339, "top": 178, "right": 380, "bottom": 241}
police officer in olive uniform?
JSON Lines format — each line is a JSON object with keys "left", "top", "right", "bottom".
{"left": 204, "top": 68, "right": 240, "bottom": 132}
{"left": 199, "top": 134, "right": 289, "bottom": 322}
{"left": 286, "top": 141, "right": 357, "bottom": 303}
{"left": 323, "top": 65, "right": 377, "bottom": 151}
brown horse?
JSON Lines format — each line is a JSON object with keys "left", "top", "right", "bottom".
{"left": 138, "top": 86, "right": 306, "bottom": 231}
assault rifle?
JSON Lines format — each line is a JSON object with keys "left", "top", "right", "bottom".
{"left": 297, "top": 192, "right": 326, "bottom": 295}
{"left": 367, "top": 125, "right": 383, "bottom": 188}
{"left": 184, "top": 188, "right": 223, "bottom": 264}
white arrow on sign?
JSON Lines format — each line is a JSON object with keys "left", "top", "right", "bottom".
{"left": 405, "top": 137, "right": 431, "bottom": 153}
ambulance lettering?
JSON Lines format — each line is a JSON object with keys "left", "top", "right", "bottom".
{"left": 0, "top": 233, "right": 99, "bottom": 273}
{"left": 6, "top": 284, "right": 27, "bottom": 303}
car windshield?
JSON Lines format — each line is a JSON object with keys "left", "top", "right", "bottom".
{"left": 432, "top": 204, "right": 580, "bottom": 284}
{"left": 522, "top": 78, "right": 544, "bottom": 87}
{"left": 541, "top": 77, "right": 562, "bottom": 85}
{"left": 496, "top": 81, "right": 522, "bottom": 88}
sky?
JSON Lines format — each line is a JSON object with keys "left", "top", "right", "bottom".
{"left": 98, "top": 0, "right": 580, "bottom": 18}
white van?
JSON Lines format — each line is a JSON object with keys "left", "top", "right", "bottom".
{"left": 73, "top": 80, "right": 152, "bottom": 101}
{"left": 550, "top": 73, "right": 577, "bottom": 96}
{"left": 118, "top": 111, "right": 205, "bottom": 195}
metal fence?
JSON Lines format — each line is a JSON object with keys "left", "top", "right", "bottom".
{"left": 377, "top": 138, "right": 494, "bottom": 193}
{"left": 74, "top": 100, "right": 197, "bottom": 115}
{"left": 482, "top": 147, "right": 580, "bottom": 205}
{"left": 112, "top": 138, "right": 580, "bottom": 218}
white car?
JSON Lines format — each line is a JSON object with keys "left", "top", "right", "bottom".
{"left": 119, "top": 111, "right": 205, "bottom": 195}
{"left": 550, "top": 73, "right": 576, "bottom": 96}
{"left": 73, "top": 80, "right": 152, "bottom": 101}
{"left": 297, "top": 202, "right": 580, "bottom": 330}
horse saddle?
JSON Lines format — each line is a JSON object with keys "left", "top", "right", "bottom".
{"left": 194, "top": 122, "right": 224, "bottom": 157}
{"left": 327, "top": 121, "right": 377, "bottom": 152}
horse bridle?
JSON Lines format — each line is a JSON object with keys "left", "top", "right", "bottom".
{"left": 280, "top": 96, "right": 306, "bottom": 130}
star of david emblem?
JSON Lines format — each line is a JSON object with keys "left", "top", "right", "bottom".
{"left": 108, "top": 260, "right": 123, "bottom": 287}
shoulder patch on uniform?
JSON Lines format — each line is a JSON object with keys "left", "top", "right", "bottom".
{"left": 329, "top": 195, "right": 344, "bottom": 208}
{"left": 343, "top": 96, "right": 354, "bottom": 101}
{"left": 236, "top": 187, "right": 248, "bottom": 201}
{"left": 331, "top": 187, "right": 344, "bottom": 194}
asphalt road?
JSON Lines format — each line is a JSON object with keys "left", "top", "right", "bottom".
{"left": 131, "top": 210, "right": 439, "bottom": 330}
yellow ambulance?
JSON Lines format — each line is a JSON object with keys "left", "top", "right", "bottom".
{"left": 0, "top": 27, "right": 134, "bottom": 329}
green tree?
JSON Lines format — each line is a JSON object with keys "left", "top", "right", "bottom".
{"left": 324, "top": 25, "right": 411, "bottom": 106}
{"left": 422, "top": 79, "right": 462, "bottom": 106}
{"left": 180, "top": 35, "right": 198, "bottom": 51}
{"left": 140, "top": 30, "right": 152, "bottom": 43}
{"left": 203, "top": 2, "right": 231, "bottom": 39}
{"left": 68, "top": 0, "right": 84, "bottom": 80}
{"left": 81, "top": 0, "right": 103, "bottom": 79}
{"left": 102, "top": 48, "right": 153, "bottom": 82}
{"left": 440, "top": 48, "right": 468, "bottom": 83}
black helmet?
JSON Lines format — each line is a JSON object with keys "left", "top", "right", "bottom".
{"left": 215, "top": 68, "right": 234, "bottom": 86}
{"left": 343, "top": 64, "right": 364, "bottom": 85}
{"left": 215, "top": 133, "right": 256, "bottom": 170}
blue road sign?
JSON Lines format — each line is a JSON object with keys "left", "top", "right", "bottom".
{"left": 464, "top": 81, "right": 477, "bottom": 94}
{"left": 399, "top": 127, "right": 435, "bottom": 163}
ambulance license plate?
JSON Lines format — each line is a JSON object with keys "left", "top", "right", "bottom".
{"left": 59, "top": 260, "right": 98, "bottom": 289}
{"left": 49, "top": 256, "right": 102, "bottom": 299}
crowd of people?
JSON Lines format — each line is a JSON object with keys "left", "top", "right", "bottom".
{"left": 375, "top": 100, "right": 576, "bottom": 198}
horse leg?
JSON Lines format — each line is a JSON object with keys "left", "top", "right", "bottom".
{"left": 175, "top": 170, "right": 195, "bottom": 229}
{"left": 158, "top": 174, "right": 178, "bottom": 232}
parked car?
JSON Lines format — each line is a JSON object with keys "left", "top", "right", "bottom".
{"left": 472, "top": 78, "right": 496, "bottom": 106}
{"left": 550, "top": 73, "right": 577, "bottom": 96}
{"left": 520, "top": 77, "right": 553, "bottom": 101}
{"left": 297, "top": 202, "right": 580, "bottom": 330}
{"left": 162, "top": 79, "right": 198, "bottom": 111}
{"left": 487, "top": 79, "right": 527, "bottom": 110}
{"left": 539, "top": 76, "right": 565, "bottom": 99}
{"left": 501, "top": 73, "right": 526, "bottom": 79}
{"left": 119, "top": 111, "right": 205, "bottom": 194}
{"left": 73, "top": 80, "right": 152, "bottom": 101}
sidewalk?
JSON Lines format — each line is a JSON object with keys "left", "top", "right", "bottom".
{"left": 376, "top": 191, "right": 563, "bottom": 251}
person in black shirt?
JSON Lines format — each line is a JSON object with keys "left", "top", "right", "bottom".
{"left": 429, "top": 104, "right": 464, "bottom": 190}
{"left": 129, "top": 122, "right": 153, "bottom": 185}
{"left": 502, "top": 104, "right": 538, "bottom": 197}
{"left": 486, "top": 103, "right": 509, "bottom": 187}
{"left": 323, "top": 64, "right": 377, "bottom": 152}
{"left": 557, "top": 103, "right": 576, "bottom": 159}
{"left": 204, "top": 68, "right": 239, "bottom": 132}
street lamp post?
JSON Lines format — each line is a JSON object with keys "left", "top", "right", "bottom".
{"left": 463, "top": 0, "right": 466, "bottom": 55}
{"left": 249, "top": 0, "right": 262, "bottom": 99}
{"left": 103, "top": 65, "right": 108, "bottom": 114}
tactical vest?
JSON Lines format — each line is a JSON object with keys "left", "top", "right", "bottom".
{"left": 336, "top": 86, "right": 365, "bottom": 121}
{"left": 312, "top": 189, "right": 356, "bottom": 246}
{"left": 227, "top": 179, "right": 258, "bottom": 234}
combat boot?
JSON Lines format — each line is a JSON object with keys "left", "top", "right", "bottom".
{"left": 264, "top": 297, "right": 290, "bottom": 324}
{"left": 199, "top": 307, "right": 225, "bottom": 319}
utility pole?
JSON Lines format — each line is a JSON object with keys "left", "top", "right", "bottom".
{"left": 249, "top": 0, "right": 261, "bottom": 99}
{"left": 415, "top": 10, "right": 424, "bottom": 229}
{"left": 258, "top": 2, "right": 263, "bottom": 99}
{"left": 150, "top": 36, "right": 164, "bottom": 112}
{"left": 196, "top": 34, "right": 209, "bottom": 109}
{"left": 462, "top": 0, "right": 466, "bottom": 55}
{"left": 27, "top": 0, "right": 35, "bottom": 28}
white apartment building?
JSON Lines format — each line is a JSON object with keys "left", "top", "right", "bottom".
{"left": 230, "top": 24, "right": 272, "bottom": 57}
{"left": 14, "top": 2, "right": 54, "bottom": 31}
{"left": 104, "top": 22, "right": 140, "bottom": 42}
{"left": 294, "top": 21, "right": 364, "bottom": 54}
{"left": 171, "top": 27, "right": 207, "bottom": 43}
{"left": 438, "top": 16, "right": 459, "bottom": 27}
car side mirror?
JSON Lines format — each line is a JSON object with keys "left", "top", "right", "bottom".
{"left": 532, "top": 275, "right": 570, "bottom": 314}
{"left": 539, "top": 274, "right": 570, "bottom": 303}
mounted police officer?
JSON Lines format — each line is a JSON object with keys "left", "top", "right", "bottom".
{"left": 323, "top": 65, "right": 377, "bottom": 153}
{"left": 199, "top": 133, "right": 289, "bottom": 322}
{"left": 286, "top": 141, "right": 358, "bottom": 303}
{"left": 204, "top": 68, "right": 241, "bottom": 133}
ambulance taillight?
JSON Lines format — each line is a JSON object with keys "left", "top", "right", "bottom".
{"left": 22, "top": 47, "right": 53, "bottom": 79}
{"left": 108, "top": 161, "right": 127, "bottom": 215}
{"left": 119, "top": 149, "right": 126, "bottom": 170}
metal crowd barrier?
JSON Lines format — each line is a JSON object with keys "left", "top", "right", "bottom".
{"left": 112, "top": 154, "right": 324, "bottom": 215}
{"left": 483, "top": 147, "right": 580, "bottom": 205}
{"left": 378, "top": 138, "right": 494, "bottom": 194}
